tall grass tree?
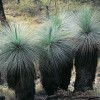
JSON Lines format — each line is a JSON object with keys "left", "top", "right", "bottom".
{"left": 36, "top": 10, "right": 74, "bottom": 95}
{"left": 0, "top": 24, "right": 38, "bottom": 100}
{"left": 68, "top": 6, "right": 100, "bottom": 91}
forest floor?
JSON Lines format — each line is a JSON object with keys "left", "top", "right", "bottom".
{"left": 0, "top": 65, "right": 100, "bottom": 100}
{"left": 0, "top": 1, "right": 100, "bottom": 100}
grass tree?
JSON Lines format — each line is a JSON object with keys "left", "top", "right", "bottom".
{"left": 36, "top": 11, "right": 74, "bottom": 95}
{"left": 68, "top": 6, "right": 100, "bottom": 91}
{"left": 0, "top": 24, "right": 38, "bottom": 100}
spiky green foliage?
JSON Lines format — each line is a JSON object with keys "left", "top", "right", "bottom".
{"left": 37, "top": 10, "right": 74, "bottom": 64}
{"left": 0, "top": 23, "right": 38, "bottom": 100}
{"left": 68, "top": 5, "right": 100, "bottom": 52}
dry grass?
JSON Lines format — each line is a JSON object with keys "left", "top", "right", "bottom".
{"left": 3, "top": 0, "right": 94, "bottom": 27}
{"left": 0, "top": 85, "right": 15, "bottom": 100}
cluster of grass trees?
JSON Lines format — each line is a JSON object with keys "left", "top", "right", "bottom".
{"left": 1, "top": 0, "right": 100, "bottom": 100}
{"left": 0, "top": 6, "right": 100, "bottom": 100}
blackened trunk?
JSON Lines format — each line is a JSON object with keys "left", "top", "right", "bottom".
{"left": 0, "top": 96, "right": 5, "bottom": 100}
{"left": 0, "top": 72, "right": 1, "bottom": 84}
{"left": 59, "top": 61, "right": 73, "bottom": 90}
{"left": 7, "top": 62, "right": 35, "bottom": 100}
{"left": 0, "top": 72, "right": 5, "bottom": 85}
{"left": 40, "top": 56, "right": 73, "bottom": 95}
{"left": 74, "top": 47, "right": 98, "bottom": 91}
{"left": 40, "top": 57, "right": 58, "bottom": 96}
{"left": 0, "top": 0, "right": 9, "bottom": 26}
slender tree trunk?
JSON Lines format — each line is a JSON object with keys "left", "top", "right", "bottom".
{"left": 74, "top": 47, "right": 98, "bottom": 91}
{"left": 54, "top": 0, "right": 57, "bottom": 14}
{"left": 0, "top": 0, "right": 9, "bottom": 26}
{"left": 45, "top": 5, "right": 49, "bottom": 19}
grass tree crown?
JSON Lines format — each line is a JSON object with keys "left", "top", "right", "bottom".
{"left": 36, "top": 11, "right": 74, "bottom": 66}
{"left": 0, "top": 23, "right": 39, "bottom": 88}
{"left": 68, "top": 5, "right": 100, "bottom": 52}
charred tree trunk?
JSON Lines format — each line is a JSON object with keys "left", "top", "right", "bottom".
{"left": 0, "top": 72, "right": 4, "bottom": 85}
{"left": 74, "top": 47, "right": 98, "bottom": 91}
{"left": 0, "top": 0, "right": 9, "bottom": 26}
{"left": 40, "top": 60, "right": 73, "bottom": 95}
{"left": 39, "top": 56, "right": 58, "bottom": 96}
{"left": 39, "top": 44, "right": 73, "bottom": 95}
{"left": 7, "top": 62, "right": 35, "bottom": 100}
{"left": 59, "top": 61, "right": 73, "bottom": 90}
{"left": 0, "top": 73, "right": 1, "bottom": 84}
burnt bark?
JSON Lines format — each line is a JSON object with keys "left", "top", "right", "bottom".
{"left": 0, "top": 72, "right": 4, "bottom": 85}
{"left": 40, "top": 61, "right": 73, "bottom": 95}
{"left": 74, "top": 47, "right": 98, "bottom": 91}
{"left": 0, "top": 96, "right": 5, "bottom": 100}
{"left": 59, "top": 62, "right": 73, "bottom": 90}
{"left": 0, "top": 0, "right": 9, "bottom": 26}
{"left": 7, "top": 62, "right": 35, "bottom": 100}
{"left": 40, "top": 57, "right": 58, "bottom": 96}
{"left": 39, "top": 42, "right": 73, "bottom": 95}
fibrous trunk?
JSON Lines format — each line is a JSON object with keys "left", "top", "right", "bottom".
{"left": 59, "top": 62, "right": 73, "bottom": 90}
{"left": 39, "top": 57, "right": 58, "bottom": 96}
{"left": 74, "top": 47, "right": 98, "bottom": 91}
{"left": 40, "top": 57, "right": 73, "bottom": 95}
{"left": 7, "top": 62, "right": 35, "bottom": 100}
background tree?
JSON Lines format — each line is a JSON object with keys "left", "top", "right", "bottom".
{"left": 0, "top": 0, "right": 9, "bottom": 26}
{"left": 41, "top": 0, "right": 52, "bottom": 18}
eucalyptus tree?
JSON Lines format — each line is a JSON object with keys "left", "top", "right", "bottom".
{"left": 68, "top": 6, "right": 100, "bottom": 91}
{"left": 0, "top": 24, "right": 38, "bottom": 100}
{"left": 36, "top": 11, "right": 74, "bottom": 95}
